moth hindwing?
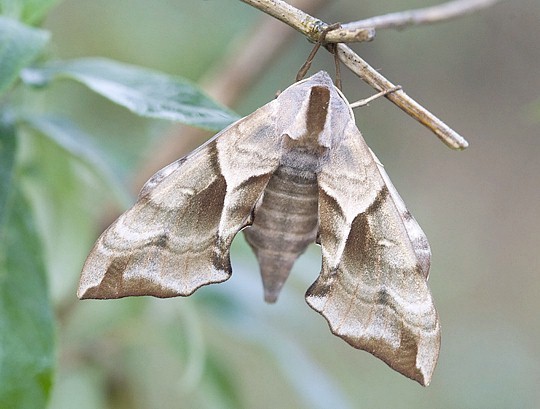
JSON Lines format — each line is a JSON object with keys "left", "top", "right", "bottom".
{"left": 78, "top": 71, "right": 440, "bottom": 386}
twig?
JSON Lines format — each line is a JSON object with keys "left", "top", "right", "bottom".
{"left": 343, "top": 0, "right": 503, "bottom": 31}
{"left": 239, "top": 0, "right": 375, "bottom": 43}
{"left": 335, "top": 44, "right": 468, "bottom": 149}
{"left": 349, "top": 86, "right": 402, "bottom": 109}
{"left": 239, "top": 0, "right": 501, "bottom": 150}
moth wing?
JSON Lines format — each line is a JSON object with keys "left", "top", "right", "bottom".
{"left": 78, "top": 101, "right": 281, "bottom": 299}
{"left": 306, "top": 123, "right": 440, "bottom": 386}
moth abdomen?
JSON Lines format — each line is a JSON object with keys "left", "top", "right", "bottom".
{"left": 244, "top": 164, "right": 319, "bottom": 302}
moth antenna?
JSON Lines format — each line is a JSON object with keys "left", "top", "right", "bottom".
{"left": 296, "top": 23, "right": 341, "bottom": 82}
{"left": 349, "top": 85, "right": 402, "bottom": 109}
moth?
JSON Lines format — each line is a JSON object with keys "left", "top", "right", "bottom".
{"left": 78, "top": 71, "right": 441, "bottom": 386}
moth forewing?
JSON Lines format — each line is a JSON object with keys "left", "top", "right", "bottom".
{"left": 78, "top": 99, "right": 282, "bottom": 299}
{"left": 306, "top": 113, "right": 440, "bottom": 386}
{"left": 368, "top": 148, "right": 432, "bottom": 277}
{"left": 78, "top": 70, "right": 441, "bottom": 385}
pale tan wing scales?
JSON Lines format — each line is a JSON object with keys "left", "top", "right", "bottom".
{"left": 78, "top": 100, "right": 281, "bottom": 299}
{"left": 306, "top": 122, "right": 440, "bottom": 386}
{"left": 368, "top": 148, "right": 431, "bottom": 278}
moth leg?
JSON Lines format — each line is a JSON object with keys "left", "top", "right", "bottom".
{"left": 296, "top": 23, "right": 342, "bottom": 82}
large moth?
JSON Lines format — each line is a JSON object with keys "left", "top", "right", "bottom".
{"left": 78, "top": 71, "right": 440, "bottom": 386}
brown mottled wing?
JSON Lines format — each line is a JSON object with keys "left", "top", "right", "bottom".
{"left": 306, "top": 122, "right": 440, "bottom": 386}
{"left": 78, "top": 101, "right": 281, "bottom": 299}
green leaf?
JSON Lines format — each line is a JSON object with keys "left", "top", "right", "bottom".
{"left": 0, "top": 0, "right": 61, "bottom": 25}
{"left": 0, "top": 187, "right": 55, "bottom": 408}
{"left": 21, "top": 58, "right": 240, "bottom": 130}
{"left": 0, "top": 16, "right": 50, "bottom": 95}
{"left": 0, "top": 117, "right": 17, "bottom": 226}
{"left": 22, "top": 115, "right": 132, "bottom": 208}
{"left": 18, "top": 122, "right": 114, "bottom": 302}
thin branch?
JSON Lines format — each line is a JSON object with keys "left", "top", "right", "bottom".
{"left": 240, "top": 0, "right": 496, "bottom": 150}
{"left": 335, "top": 44, "right": 468, "bottom": 149}
{"left": 349, "top": 86, "right": 402, "bottom": 109}
{"left": 343, "top": 0, "right": 503, "bottom": 31}
{"left": 239, "top": 0, "right": 375, "bottom": 43}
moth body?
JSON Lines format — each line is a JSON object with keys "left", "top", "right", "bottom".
{"left": 244, "top": 162, "right": 319, "bottom": 302}
{"left": 244, "top": 84, "right": 332, "bottom": 303}
{"left": 78, "top": 71, "right": 440, "bottom": 386}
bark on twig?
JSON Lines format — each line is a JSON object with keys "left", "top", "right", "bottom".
{"left": 240, "top": 0, "right": 375, "bottom": 43}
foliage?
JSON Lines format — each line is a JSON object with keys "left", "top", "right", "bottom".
{"left": 0, "top": 2, "right": 243, "bottom": 408}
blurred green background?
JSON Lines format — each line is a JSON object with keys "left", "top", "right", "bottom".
{"left": 8, "top": 0, "right": 540, "bottom": 408}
